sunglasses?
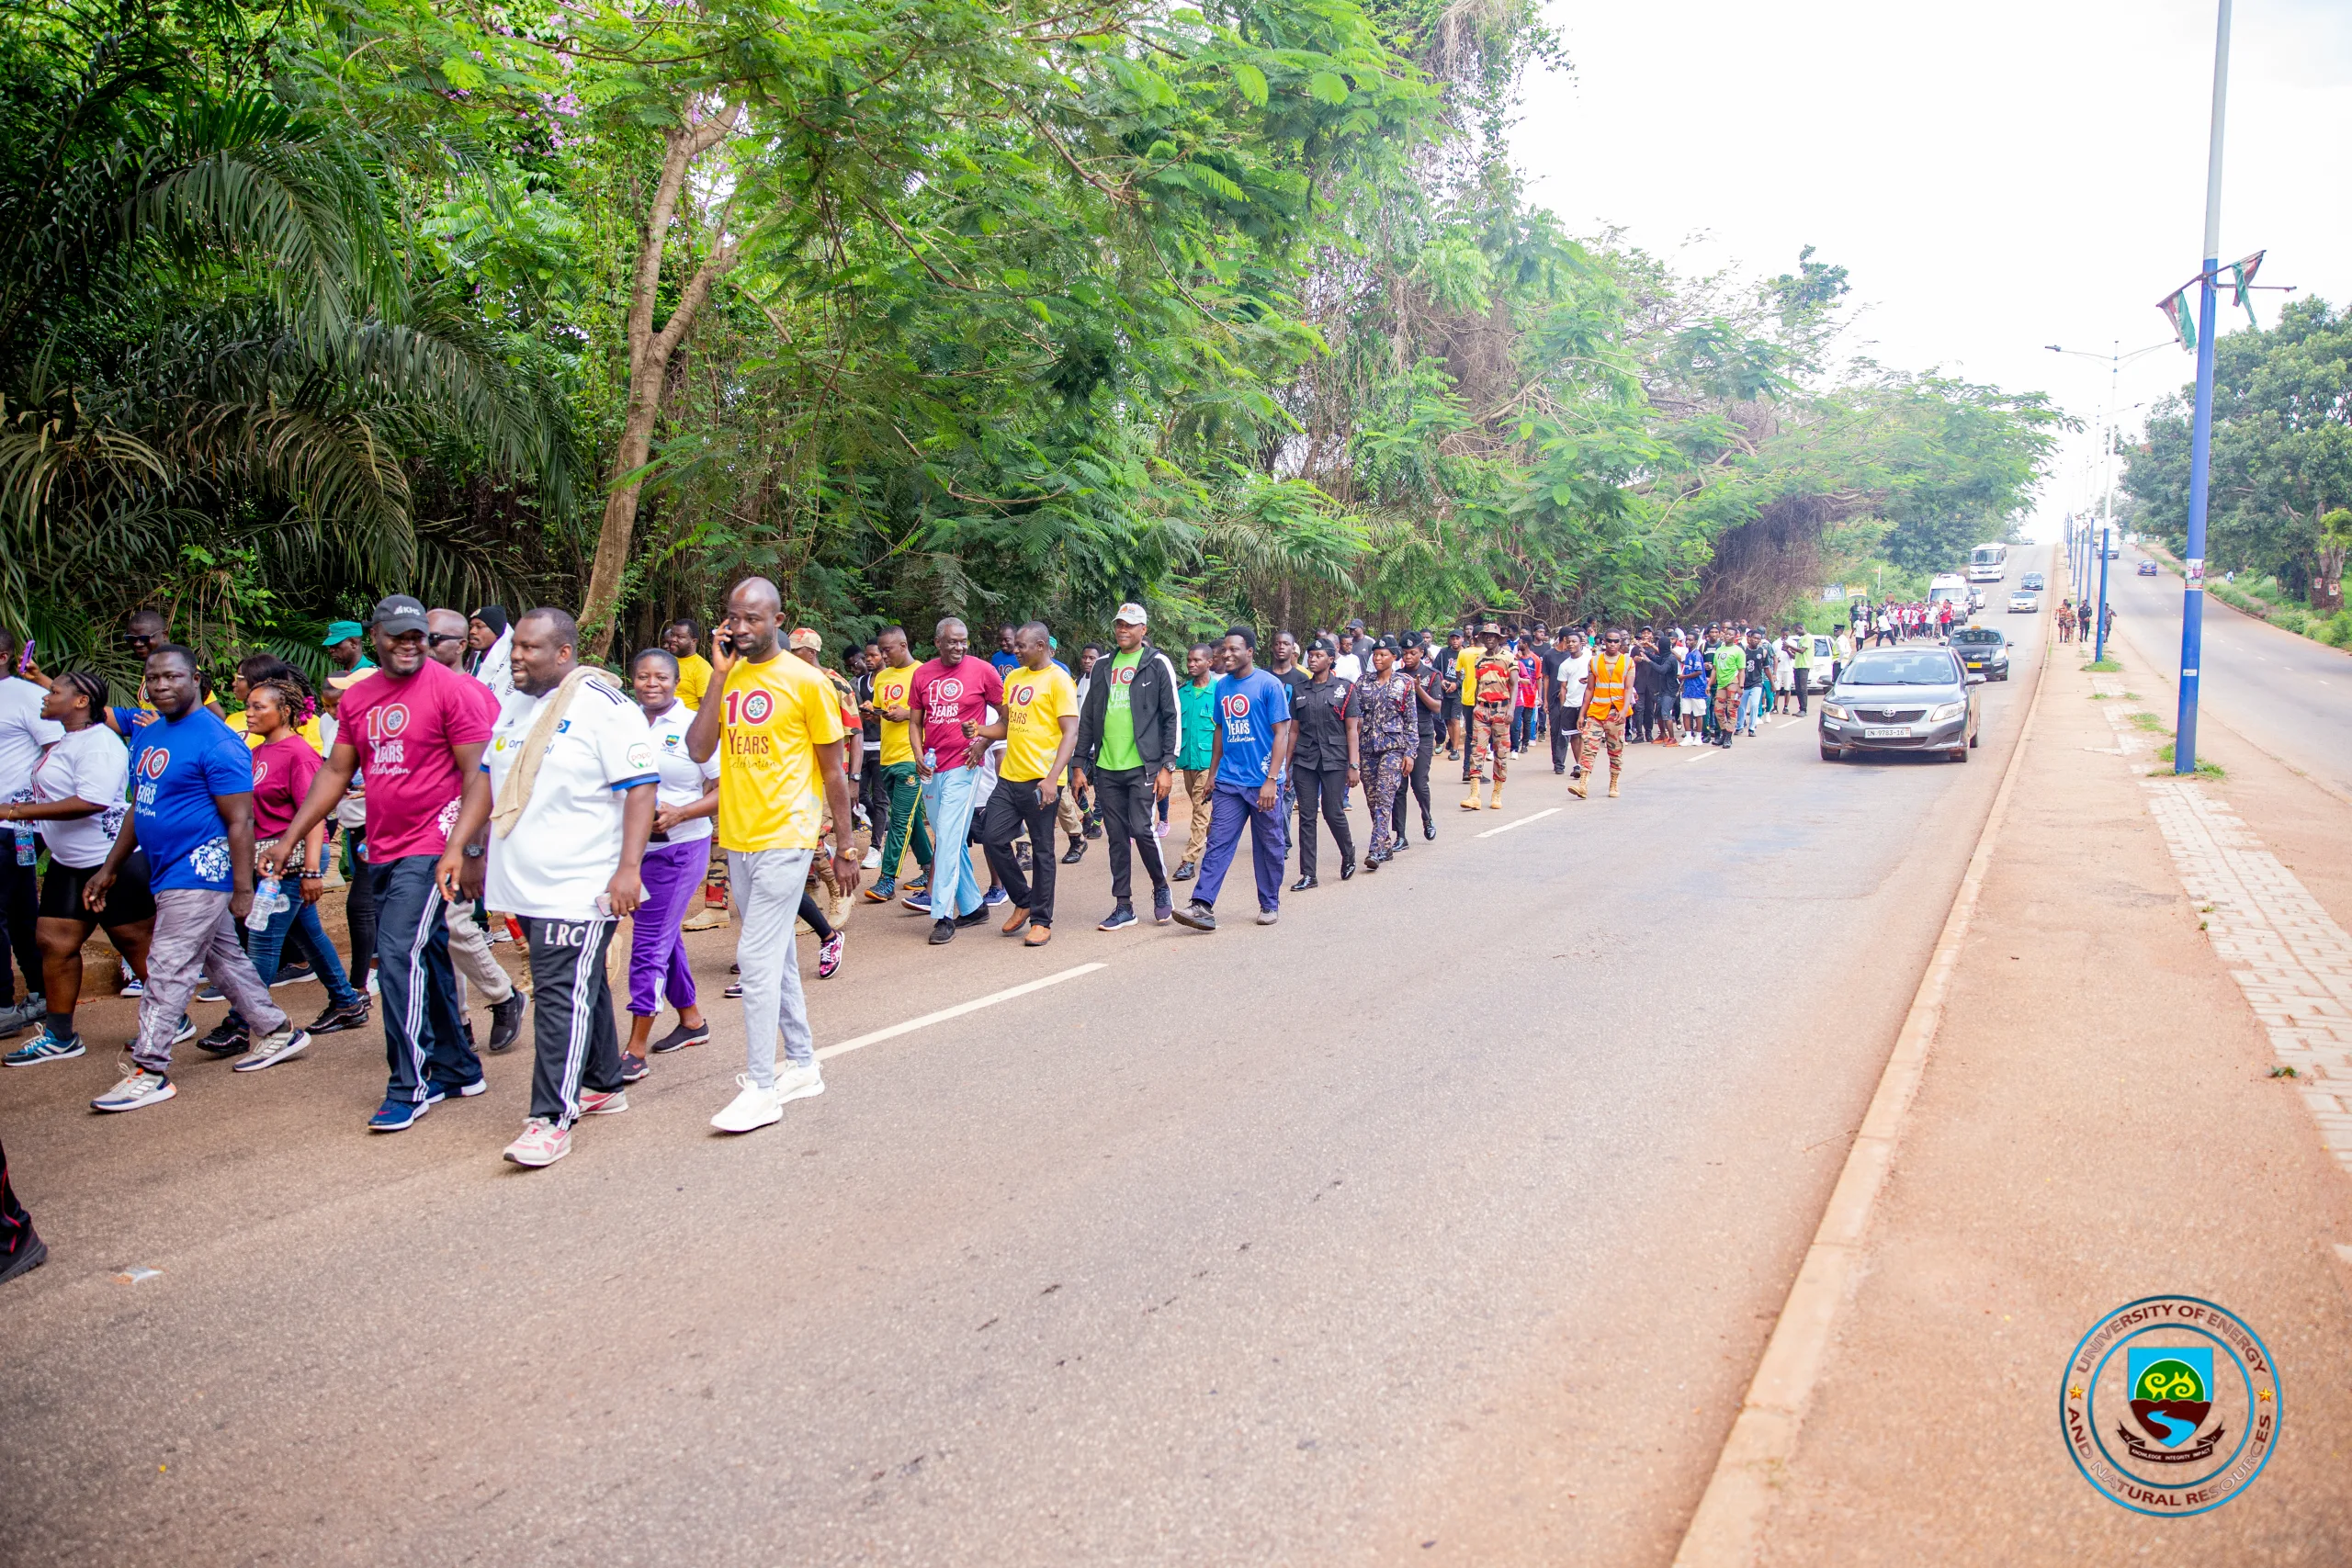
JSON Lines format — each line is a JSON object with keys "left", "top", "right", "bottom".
{"left": 426, "top": 633, "right": 467, "bottom": 649}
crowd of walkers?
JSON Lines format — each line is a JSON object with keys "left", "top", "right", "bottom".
{"left": 0, "top": 585, "right": 1837, "bottom": 1269}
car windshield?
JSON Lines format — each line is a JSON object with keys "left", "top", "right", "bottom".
{"left": 1950, "top": 629, "right": 2000, "bottom": 645}
{"left": 1838, "top": 652, "right": 1960, "bottom": 685}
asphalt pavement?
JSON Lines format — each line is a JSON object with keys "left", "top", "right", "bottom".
{"left": 2094, "top": 544, "right": 2352, "bottom": 798}
{"left": 0, "top": 563, "right": 2052, "bottom": 1566}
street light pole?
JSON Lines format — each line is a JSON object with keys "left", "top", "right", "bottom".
{"left": 2096, "top": 525, "right": 2111, "bottom": 662}
{"left": 2177, "top": 0, "right": 2231, "bottom": 774}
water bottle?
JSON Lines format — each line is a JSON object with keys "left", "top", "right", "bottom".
{"left": 923, "top": 746, "right": 936, "bottom": 772}
{"left": 246, "top": 876, "right": 286, "bottom": 931}
{"left": 11, "top": 821, "right": 31, "bottom": 868}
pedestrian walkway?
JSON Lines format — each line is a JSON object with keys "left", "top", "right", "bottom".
{"left": 1690, "top": 636, "right": 2352, "bottom": 1565}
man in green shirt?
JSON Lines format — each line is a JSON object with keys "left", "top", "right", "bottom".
{"left": 1709, "top": 628, "right": 1745, "bottom": 750}
{"left": 1073, "top": 603, "right": 1183, "bottom": 930}
{"left": 1171, "top": 643, "right": 1219, "bottom": 882}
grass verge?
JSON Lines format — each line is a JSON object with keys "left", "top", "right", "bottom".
{"left": 2153, "top": 741, "right": 2226, "bottom": 779}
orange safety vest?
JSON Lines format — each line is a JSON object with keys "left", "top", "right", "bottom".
{"left": 1584, "top": 652, "right": 1632, "bottom": 718}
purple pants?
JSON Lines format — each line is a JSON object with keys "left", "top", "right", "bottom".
{"left": 1195, "top": 782, "right": 1288, "bottom": 913}
{"left": 628, "top": 838, "right": 710, "bottom": 1018}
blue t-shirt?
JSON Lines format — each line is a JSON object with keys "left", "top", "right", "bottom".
{"left": 1213, "top": 667, "right": 1292, "bottom": 789}
{"left": 1679, "top": 649, "right": 1707, "bottom": 702}
{"left": 130, "top": 708, "right": 254, "bottom": 891}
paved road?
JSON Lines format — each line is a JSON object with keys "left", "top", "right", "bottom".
{"left": 2093, "top": 543, "right": 2352, "bottom": 798}
{"left": 1, "top": 564, "right": 2051, "bottom": 1566}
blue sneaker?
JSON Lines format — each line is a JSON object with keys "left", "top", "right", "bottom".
{"left": 368, "top": 1097, "right": 428, "bottom": 1132}
{"left": 119, "top": 971, "right": 144, "bottom": 998}
{"left": 863, "top": 878, "right": 897, "bottom": 904}
{"left": 899, "top": 889, "right": 932, "bottom": 913}
{"left": 424, "top": 1077, "right": 487, "bottom": 1106}
{"left": 5, "top": 1028, "right": 85, "bottom": 1066}
{"left": 983, "top": 885, "right": 1008, "bottom": 907}
{"left": 1097, "top": 903, "right": 1137, "bottom": 931}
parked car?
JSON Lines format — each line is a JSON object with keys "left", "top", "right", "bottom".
{"left": 2008, "top": 590, "right": 2039, "bottom": 613}
{"left": 2020, "top": 571, "right": 2045, "bottom": 591}
{"left": 1949, "top": 625, "right": 2010, "bottom": 680}
{"left": 1807, "top": 634, "right": 1837, "bottom": 693}
{"left": 2137, "top": 559, "right": 2160, "bottom": 576}
{"left": 1819, "top": 648, "right": 1981, "bottom": 762}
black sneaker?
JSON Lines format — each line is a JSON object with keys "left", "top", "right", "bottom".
{"left": 486, "top": 992, "right": 526, "bottom": 1054}
{"left": 723, "top": 980, "right": 744, "bottom": 998}
{"left": 1172, "top": 860, "right": 1196, "bottom": 882}
{"left": 271, "top": 960, "right": 317, "bottom": 988}
{"left": 1084, "top": 819, "right": 1102, "bottom": 840}
{"left": 650, "top": 1021, "right": 710, "bottom": 1054}
{"left": 1098, "top": 903, "right": 1137, "bottom": 931}
{"left": 955, "top": 907, "right": 989, "bottom": 928}
{"left": 1170, "top": 900, "right": 1217, "bottom": 932}
{"left": 196, "top": 1017, "right": 250, "bottom": 1057}
{"left": 929, "top": 918, "right": 956, "bottom": 945}
{"left": 306, "top": 998, "right": 370, "bottom": 1034}
{"left": 0, "top": 1234, "right": 47, "bottom": 1287}
{"left": 618, "top": 1051, "right": 650, "bottom": 1084}
{"left": 195, "top": 980, "right": 225, "bottom": 1004}
{"left": 1060, "top": 841, "right": 1087, "bottom": 864}
{"left": 1152, "top": 886, "right": 1173, "bottom": 925}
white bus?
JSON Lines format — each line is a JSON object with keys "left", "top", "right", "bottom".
{"left": 1967, "top": 543, "right": 2008, "bottom": 582}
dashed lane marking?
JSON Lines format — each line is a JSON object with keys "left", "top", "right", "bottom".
{"left": 1476, "top": 807, "right": 1562, "bottom": 839}
{"left": 816, "top": 964, "right": 1107, "bottom": 1063}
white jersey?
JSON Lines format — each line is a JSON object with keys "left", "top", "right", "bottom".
{"left": 30, "top": 723, "right": 129, "bottom": 868}
{"left": 483, "top": 675, "right": 659, "bottom": 920}
{"left": 641, "top": 697, "right": 720, "bottom": 844}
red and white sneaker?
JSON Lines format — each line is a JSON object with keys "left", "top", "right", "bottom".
{"left": 503, "top": 1118, "right": 571, "bottom": 1167}
{"left": 577, "top": 1088, "right": 628, "bottom": 1116}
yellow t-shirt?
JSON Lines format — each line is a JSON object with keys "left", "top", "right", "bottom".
{"left": 870, "top": 662, "right": 917, "bottom": 766}
{"left": 225, "top": 710, "right": 326, "bottom": 751}
{"left": 1000, "top": 664, "right": 1079, "bottom": 783}
{"left": 1455, "top": 647, "right": 1479, "bottom": 707}
{"left": 715, "top": 655, "right": 845, "bottom": 852}
{"left": 673, "top": 652, "right": 714, "bottom": 713}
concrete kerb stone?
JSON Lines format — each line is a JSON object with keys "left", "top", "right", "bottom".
{"left": 1668, "top": 613, "right": 2056, "bottom": 1568}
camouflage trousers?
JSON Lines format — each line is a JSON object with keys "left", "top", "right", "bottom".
{"left": 1363, "top": 749, "right": 1408, "bottom": 858}
{"left": 1468, "top": 709, "right": 1512, "bottom": 784}
{"left": 1577, "top": 714, "right": 1625, "bottom": 776}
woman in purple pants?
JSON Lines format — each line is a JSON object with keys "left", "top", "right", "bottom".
{"left": 621, "top": 650, "right": 722, "bottom": 1082}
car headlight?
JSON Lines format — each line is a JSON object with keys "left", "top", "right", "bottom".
{"left": 1928, "top": 701, "right": 1965, "bottom": 722}
{"left": 1820, "top": 702, "right": 1850, "bottom": 721}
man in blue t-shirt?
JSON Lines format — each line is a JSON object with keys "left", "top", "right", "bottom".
{"left": 85, "top": 645, "right": 300, "bottom": 1111}
{"left": 1172, "top": 626, "right": 1295, "bottom": 932}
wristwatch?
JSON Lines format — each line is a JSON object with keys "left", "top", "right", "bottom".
{"left": 461, "top": 843, "right": 485, "bottom": 859}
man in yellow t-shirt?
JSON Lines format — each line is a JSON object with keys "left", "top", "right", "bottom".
{"left": 665, "top": 618, "right": 713, "bottom": 713}
{"left": 862, "top": 626, "right": 931, "bottom": 899}
{"left": 684, "top": 578, "right": 856, "bottom": 1135}
{"left": 977, "top": 621, "right": 1080, "bottom": 946}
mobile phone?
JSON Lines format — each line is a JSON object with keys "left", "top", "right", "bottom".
{"left": 16, "top": 639, "right": 29, "bottom": 674}
{"left": 715, "top": 631, "right": 734, "bottom": 657}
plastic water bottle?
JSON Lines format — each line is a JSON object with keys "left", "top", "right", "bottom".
{"left": 246, "top": 876, "right": 287, "bottom": 931}
{"left": 924, "top": 746, "right": 937, "bottom": 773}
{"left": 11, "top": 821, "right": 31, "bottom": 867}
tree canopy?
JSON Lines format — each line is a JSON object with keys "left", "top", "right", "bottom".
{"left": 1, "top": 0, "right": 2061, "bottom": 681}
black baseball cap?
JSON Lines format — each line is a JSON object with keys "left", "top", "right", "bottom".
{"left": 372, "top": 594, "right": 429, "bottom": 637}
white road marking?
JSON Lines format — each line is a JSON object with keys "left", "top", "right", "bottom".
{"left": 1476, "top": 807, "right": 1562, "bottom": 838}
{"left": 817, "top": 964, "right": 1107, "bottom": 1062}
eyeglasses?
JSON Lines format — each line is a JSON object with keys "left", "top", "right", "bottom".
{"left": 426, "top": 633, "right": 466, "bottom": 648}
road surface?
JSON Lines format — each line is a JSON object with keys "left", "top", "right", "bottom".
{"left": 2096, "top": 543, "right": 2352, "bottom": 798}
{"left": 0, "top": 562, "right": 2052, "bottom": 1565}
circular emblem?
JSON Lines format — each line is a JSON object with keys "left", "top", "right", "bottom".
{"left": 1223, "top": 694, "right": 1251, "bottom": 718}
{"left": 252, "top": 760, "right": 269, "bottom": 785}
{"left": 140, "top": 749, "right": 170, "bottom": 780}
{"left": 379, "top": 703, "right": 410, "bottom": 738}
{"left": 741, "top": 690, "right": 774, "bottom": 724}
{"left": 2062, "top": 1294, "right": 2279, "bottom": 1516}
{"left": 1114, "top": 666, "right": 1136, "bottom": 686}
{"left": 939, "top": 677, "right": 965, "bottom": 702}
{"left": 1012, "top": 682, "right": 1035, "bottom": 705}
{"left": 626, "top": 741, "right": 654, "bottom": 771}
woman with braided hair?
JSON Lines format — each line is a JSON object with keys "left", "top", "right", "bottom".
{"left": 1, "top": 671, "right": 154, "bottom": 1065}
{"left": 195, "top": 675, "right": 369, "bottom": 1065}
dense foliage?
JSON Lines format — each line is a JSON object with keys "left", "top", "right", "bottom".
{"left": 2124, "top": 298, "right": 2352, "bottom": 611}
{"left": 1, "top": 0, "right": 2060, "bottom": 680}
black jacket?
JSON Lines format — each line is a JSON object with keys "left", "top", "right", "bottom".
{"left": 1075, "top": 640, "right": 1184, "bottom": 773}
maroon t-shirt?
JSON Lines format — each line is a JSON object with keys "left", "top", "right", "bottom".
{"left": 335, "top": 660, "right": 496, "bottom": 860}
{"left": 248, "top": 733, "right": 322, "bottom": 840}
{"left": 909, "top": 657, "right": 1003, "bottom": 771}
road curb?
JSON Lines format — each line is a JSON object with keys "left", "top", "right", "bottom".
{"left": 1669, "top": 602, "right": 2056, "bottom": 1568}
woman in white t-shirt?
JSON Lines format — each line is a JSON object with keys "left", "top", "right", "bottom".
{"left": 0, "top": 671, "right": 149, "bottom": 1062}
{"left": 623, "top": 649, "right": 723, "bottom": 1079}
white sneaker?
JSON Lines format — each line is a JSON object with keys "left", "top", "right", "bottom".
{"left": 93, "top": 1065, "right": 175, "bottom": 1112}
{"left": 503, "top": 1118, "right": 571, "bottom": 1167}
{"left": 862, "top": 847, "right": 882, "bottom": 871}
{"left": 775, "top": 1061, "right": 825, "bottom": 1105}
{"left": 711, "top": 1074, "right": 783, "bottom": 1133}
{"left": 232, "top": 1027, "right": 311, "bottom": 1072}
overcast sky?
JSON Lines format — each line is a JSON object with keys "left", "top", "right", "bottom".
{"left": 1509, "top": 0, "right": 2352, "bottom": 541}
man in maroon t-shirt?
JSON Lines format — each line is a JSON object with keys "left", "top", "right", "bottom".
{"left": 265, "top": 595, "right": 493, "bottom": 1131}
{"left": 904, "top": 617, "right": 1002, "bottom": 935}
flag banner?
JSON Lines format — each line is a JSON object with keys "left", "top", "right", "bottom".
{"left": 2155, "top": 284, "right": 2198, "bottom": 350}
{"left": 2230, "top": 250, "right": 2266, "bottom": 329}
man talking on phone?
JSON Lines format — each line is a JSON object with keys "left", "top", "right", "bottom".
{"left": 436, "top": 608, "right": 658, "bottom": 1168}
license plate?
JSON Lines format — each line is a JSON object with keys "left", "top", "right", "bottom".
{"left": 1863, "top": 727, "right": 1910, "bottom": 739}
